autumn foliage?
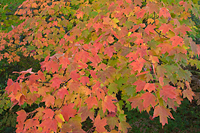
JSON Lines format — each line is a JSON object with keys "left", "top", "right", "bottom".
{"left": 0, "top": 0, "right": 200, "bottom": 132}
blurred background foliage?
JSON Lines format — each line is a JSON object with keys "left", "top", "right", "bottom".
{"left": 0, "top": 0, "right": 200, "bottom": 132}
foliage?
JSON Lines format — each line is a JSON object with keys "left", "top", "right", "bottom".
{"left": 0, "top": 0, "right": 200, "bottom": 132}
{"left": 0, "top": 0, "right": 25, "bottom": 32}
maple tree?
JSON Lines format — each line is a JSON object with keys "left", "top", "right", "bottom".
{"left": 0, "top": 0, "right": 200, "bottom": 132}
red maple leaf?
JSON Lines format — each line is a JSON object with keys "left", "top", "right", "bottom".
{"left": 107, "top": 35, "right": 114, "bottom": 44}
{"left": 59, "top": 56, "right": 70, "bottom": 69}
{"left": 143, "top": 83, "right": 155, "bottom": 92}
{"left": 170, "top": 36, "right": 184, "bottom": 47}
{"left": 40, "top": 118, "right": 57, "bottom": 133}
{"left": 140, "top": 92, "right": 157, "bottom": 108}
{"left": 145, "top": 24, "right": 156, "bottom": 35}
{"left": 70, "top": 70, "right": 80, "bottom": 81}
{"left": 94, "top": 115, "right": 107, "bottom": 132}
{"left": 159, "top": 7, "right": 171, "bottom": 18}
{"left": 128, "top": 95, "right": 144, "bottom": 112}
{"left": 16, "top": 110, "right": 27, "bottom": 123}
{"left": 157, "top": 43, "right": 173, "bottom": 54}
{"left": 5, "top": 79, "right": 20, "bottom": 95}
{"left": 51, "top": 77, "right": 63, "bottom": 89}
{"left": 42, "top": 94, "right": 55, "bottom": 107}
{"left": 42, "top": 108, "right": 54, "bottom": 119}
{"left": 126, "top": 52, "right": 139, "bottom": 62}
{"left": 136, "top": 9, "right": 146, "bottom": 19}
{"left": 61, "top": 103, "right": 76, "bottom": 121}
{"left": 76, "top": 11, "right": 84, "bottom": 19}
{"left": 159, "top": 23, "right": 174, "bottom": 34}
{"left": 133, "top": 80, "right": 146, "bottom": 92}
{"left": 145, "top": 2, "right": 159, "bottom": 14}
{"left": 102, "top": 95, "right": 117, "bottom": 113}
{"left": 160, "top": 85, "right": 177, "bottom": 102}
{"left": 85, "top": 96, "right": 98, "bottom": 109}
{"left": 90, "top": 70, "right": 97, "bottom": 79}
{"left": 80, "top": 76, "right": 89, "bottom": 86}
{"left": 153, "top": 105, "right": 174, "bottom": 127}
{"left": 104, "top": 46, "right": 116, "bottom": 58}
{"left": 175, "top": 24, "right": 191, "bottom": 36}
{"left": 130, "top": 57, "right": 146, "bottom": 73}
{"left": 57, "top": 87, "right": 69, "bottom": 99}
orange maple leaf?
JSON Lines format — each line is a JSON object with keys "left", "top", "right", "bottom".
{"left": 76, "top": 11, "right": 84, "bottom": 19}
{"left": 42, "top": 94, "right": 55, "bottom": 107}
{"left": 102, "top": 95, "right": 117, "bottom": 113}
{"left": 159, "top": 23, "right": 174, "bottom": 34}
{"left": 140, "top": 92, "right": 157, "bottom": 108}
{"left": 145, "top": 24, "right": 156, "bottom": 35}
{"left": 70, "top": 70, "right": 80, "bottom": 82}
{"left": 183, "top": 89, "right": 195, "bottom": 102}
{"left": 159, "top": 7, "right": 171, "bottom": 18}
{"left": 94, "top": 115, "right": 107, "bottom": 132}
{"left": 57, "top": 87, "right": 69, "bottom": 99}
{"left": 133, "top": 80, "right": 146, "bottom": 92}
{"left": 104, "top": 46, "right": 116, "bottom": 58}
{"left": 128, "top": 95, "right": 144, "bottom": 112}
{"left": 85, "top": 96, "right": 98, "bottom": 109}
{"left": 153, "top": 105, "right": 174, "bottom": 127}
{"left": 61, "top": 103, "right": 76, "bottom": 121}
{"left": 170, "top": 36, "right": 184, "bottom": 47}
{"left": 160, "top": 85, "right": 178, "bottom": 102}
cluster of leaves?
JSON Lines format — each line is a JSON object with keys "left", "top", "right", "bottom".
{"left": 0, "top": 0, "right": 200, "bottom": 132}
{"left": 0, "top": 0, "right": 25, "bottom": 32}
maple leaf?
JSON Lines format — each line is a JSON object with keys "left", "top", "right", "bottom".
{"left": 143, "top": 83, "right": 155, "bottom": 92}
{"left": 5, "top": 81, "right": 21, "bottom": 95}
{"left": 107, "top": 35, "right": 115, "bottom": 44}
{"left": 70, "top": 70, "right": 80, "bottom": 82}
{"left": 16, "top": 110, "right": 27, "bottom": 124}
{"left": 57, "top": 87, "right": 69, "bottom": 99}
{"left": 133, "top": 80, "right": 146, "bottom": 92}
{"left": 157, "top": 43, "right": 173, "bottom": 54}
{"left": 145, "top": 2, "right": 159, "bottom": 14}
{"left": 94, "top": 115, "right": 107, "bottom": 133}
{"left": 136, "top": 9, "right": 146, "bottom": 19}
{"left": 183, "top": 88, "right": 195, "bottom": 102}
{"left": 90, "top": 70, "right": 97, "bottom": 79}
{"left": 159, "top": 7, "right": 171, "bottom": 18}
{"left": 106, "top": 116, "right": 119, "bottom": 130}
{"left": 160, "top": 85, "right": 178, "bottom": 102}
{"left": 102, "top": 95, "right": 117, "bottom": 113}
{"left": 119, "top": 121, "right": 131, "bottom": 133}
{"left": 145, "top": 24, "right": 156, "bottom": 35}
{"left": 126, "top": 0, "right": 132, "bottom": 4}
{"left": 85, "top": 96, "right": 98, "bottom": 109}
{"left": 59, "top": 56, "right": 70, "bottom": 69}
{"left": 42, "top": 94, "right": 55, "bottom": 107}
{"left": 130, "top": 58, "right": 146, "bottom": 73}
{"left": 40, "top": 118, "right": 57, "bottom": 132}
{"left": 159, "top": 23, "right": 174, "bottom": 34}
{"left": 140, "top": 92, "right": 157, "bottom": 108}
{"left": 104, "top": 46, "right": 116, "bottom": 58}
{"left": 175, "top": 24, "right": 191, "bottom": 36}
{"left": 80, "top": 76, "right": 89, "bottom": 86}
{"left": 42, "top": 108, "right": 54, "bottom": 120}
{"left": 51, "top": 76, "right": 63, "bottom": 89}
{"left": 78, "top": 106, "right": 94, "bottom": 121}
{"left": 126, "top": 52, "right": 138, "bottom": 62}
{"left": 153, "top": 105, "right": 174, "bottom": 127}
{"left": 170, "top": 36, "right": 184, "bottom": 47}
{"left": 128, "top": 95, "right": 144, "bottom": 112}
{"left": 61, "top": 103, "right": 76, "bottom": 121}
{"left": 76, "top": 11, "right": 84, "bottom": 19}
